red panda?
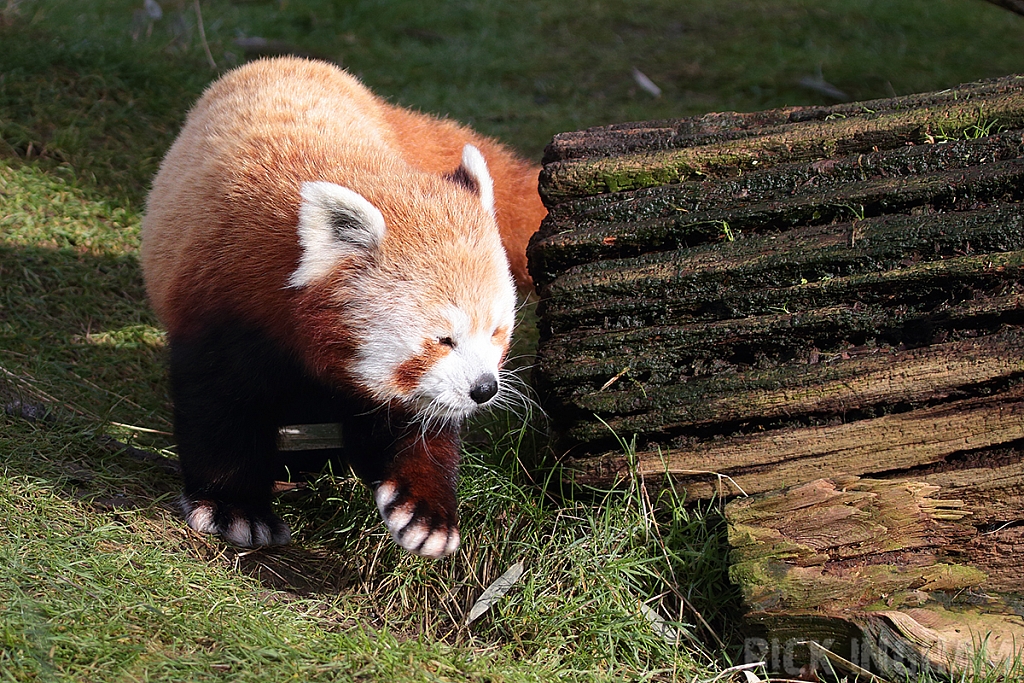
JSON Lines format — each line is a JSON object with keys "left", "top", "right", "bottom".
{"left": 141, "top": 57, "right": 546, "bottom": 558}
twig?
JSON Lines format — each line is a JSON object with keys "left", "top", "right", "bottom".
{"left": 109, "top": 421, "right": 174, "bottom": 436}
{"left": 1, "top": 364, "right": 90, "bottom": 419}
{"left": 193, "top": 0, "right": 216, "bottom": 70}
{"left": 64, "top": 367, "right": 172, "bottom": 428}
{"left": 699, "top": 661, "right": 766, "bottom": 683}
{"left": 99, "top": 436, "right": 181, "bottom": 475}
{"left": 801, "top": 640, "right": 894, "bottom": 683}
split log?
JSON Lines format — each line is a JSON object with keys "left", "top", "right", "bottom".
{"left": 731, "top": 476, "right": 1024, "bottom": 679}
{"left": 527, "top": 75, "right": 1024, "bottom": 677}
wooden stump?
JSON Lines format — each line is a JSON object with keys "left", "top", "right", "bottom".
{"left": 528, "top": 75, "right": 1024, "bottom": 677}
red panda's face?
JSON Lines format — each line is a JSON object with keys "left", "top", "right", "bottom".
{"left": 404, "top": 302, "right": 514, "bottom": 424}
{"left": 289, "top": 146, "right": 517, "bottom": 424}
{"left": 344, "top": 287, "right": 514, "bottom": 424}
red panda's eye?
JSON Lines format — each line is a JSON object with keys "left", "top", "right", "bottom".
{"left": 438, "top": 336, "right": 456, "bottom": 348}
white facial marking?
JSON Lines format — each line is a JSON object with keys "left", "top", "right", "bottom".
{"left": 460, "top": 144, "right": 495, "bottom": 217}
{"left": 288, "top": 181, "right": 386, "bottom": 288}
{"left": 414, "top": 304, "right": 510, "bottom": 420}
{"left": 349, "top": 276, "right": 428, "bottom": 402}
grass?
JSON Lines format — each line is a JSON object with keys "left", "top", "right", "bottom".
{"left": 0, "top": 415, "right": 720, "bottom": 681}
{"left": 2, "top": 0, "right": 1024, "bottom": 681}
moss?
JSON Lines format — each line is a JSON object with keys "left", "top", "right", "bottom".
{"left": 733, "top": 559, "right": 988, "bottom": 612}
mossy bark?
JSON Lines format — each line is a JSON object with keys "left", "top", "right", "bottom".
{"left": 528, "top": 74, "right": 1024, "bottom": 678}
{"left": 539, "top": 76, "right": 1024, "bottom": 203}
{"left": 728, "top": 476, "right": 1024, "bottom": 679}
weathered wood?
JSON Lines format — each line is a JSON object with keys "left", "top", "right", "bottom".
{"left": 539, "top": 76, "right": 1024, "bottom": 203}
{"left": 728, "top": 476, "right": 1024, "bottom": 678}
{"left": 536, "top": 189, "right": 1024, "bottom": 336}
{"left": 533, "top": 138, "right": 1024, "bottom": 285}
{"left": 561, "top": 325, "right": 1024, "bottom": 445}
{"left": 571, "top": 381, "right": 1024, "bottom": 495}
{"left": 276, "top": 423, "right": 344, "bottom": 451}
{"left": 539, "top": 243, "right": 1024, "bottom": 457}
{"left": 729, "top": 477, "right": 979, "bottom": 612}
{"left": 862, "top": 607, "right": 1024, "bottom": 679}
{"left": 531, "top": 75, "right": 1024, "bottom": 473}
{"left": 529, "top": 75, "right": 1024, "bottom": 677}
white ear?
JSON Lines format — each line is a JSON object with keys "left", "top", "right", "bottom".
{"left": 287, "top": 181, "right": 386, "bottom": 288}
{"left": 458, "top": 144, "right": 495, "bottom": 217}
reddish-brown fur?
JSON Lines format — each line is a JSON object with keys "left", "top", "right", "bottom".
{"left": 393, "top": 341, "right": 450, "bottom": 394}
{"left": 143, "top": 57, "right": 544, "bottom": 355}
{"left": 379, "top": 105, "right": 547, "bottom": 288}
{"left": 142, "top": 58, "right": 534, "bottom": 555}
{"left": 389, "top": 425, "right": 462, "bottom": 522}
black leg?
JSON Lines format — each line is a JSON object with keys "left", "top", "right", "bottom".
{"left": 169, "top": 322, "right": 297, "bottom": 547}
{"left": 167, "top": 318, "right": 464, "bottom": 556}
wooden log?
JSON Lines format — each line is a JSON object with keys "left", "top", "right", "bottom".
{"left": 533, "top": 136, "right": 1024, "bottom": 285}
{"left": 530, "top": 75, "right": 1024, "bottom": 470}
{"left": 528, "top": 74, "right": 1024, "bottom": 677}
{"left": 729, "top": 476, "right": 1024, "bottom": 679}
{"left": 539, "top": 76, "right": 1024, "bottom": 203}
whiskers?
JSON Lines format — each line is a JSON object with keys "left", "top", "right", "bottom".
{"left": 410, "top": 363, "right": 540, "bottom": 438}
{"left": 413, "top": 398, "right": 466, "bottom": 436}
{"left": 490, "top": 364, "right": 540, "bottom": 422}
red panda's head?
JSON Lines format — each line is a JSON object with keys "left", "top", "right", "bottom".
{"left": 288, "top": 145, "right": 517, "bottom": 425}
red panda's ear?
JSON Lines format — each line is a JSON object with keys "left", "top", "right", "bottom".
{"left": 445, "top": 144, "right": 495, "bottom": 217}
{"left": 287, "top": 181, "right": 386, "bottom": 288}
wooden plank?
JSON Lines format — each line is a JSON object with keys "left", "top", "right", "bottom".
{"left": 567, "top": 382, "right": 1024, "bottom": 497}
{"left": 540, "top": 292, "right": 1024, "bottom": 387}
{"left": 276, "top": 423, "right": 343, "bottom": 451}
{"left": 540, "top": 222, "right": 1024, "bottom": 334}
{"left": 574, "top": 327, "right": 1024, "bottom": 442}
{"left": 543, "top": 77, "right": 1024, "bottom": 165}
{"left": 533, "top": 148, "right": 1024, "bottom": 285}
{"left": 544, "top": 130, "right": 1024, "bottom": 225}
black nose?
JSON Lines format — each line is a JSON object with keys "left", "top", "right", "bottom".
{"left": 469, "top": 373, "right": 498, "bottom": 404}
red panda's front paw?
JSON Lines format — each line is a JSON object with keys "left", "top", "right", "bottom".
{"left": 373, "top": 481, "right": 460, "bottom": 558}
{"left": 180, "top": 495, "right": 291, "bottom": 548}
